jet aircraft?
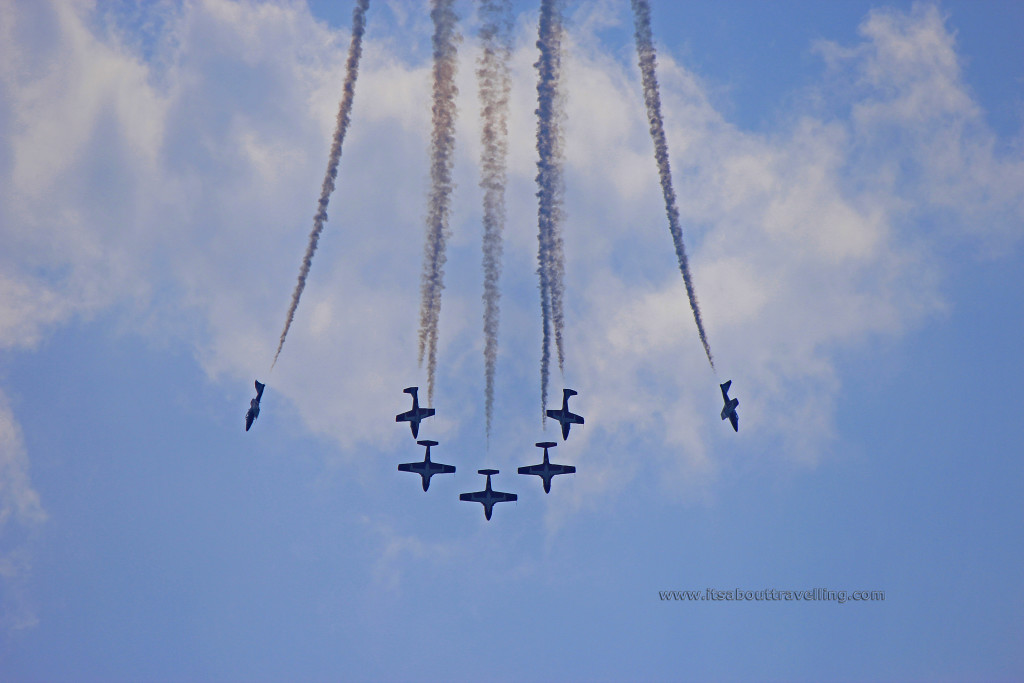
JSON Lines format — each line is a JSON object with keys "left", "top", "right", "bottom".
{"left": 546, "top": 388, "right": 585, "bottom": 440}
{"left": 398, "top": 440, "right": 456, "bottom": 491}
{"left": 720, "top": 380, "right": 739, "bottom": 432}
{"left": 460, "top": 469, "right": 517, "bottom": 521}
{"left": 395, "top": 386, "right": 435, "bottom": 438}
{"left": 518, "top": 442, "right": 576, "bottom": 493}
{"left": 245, "top": 380, "right": 265, "bottom": 432}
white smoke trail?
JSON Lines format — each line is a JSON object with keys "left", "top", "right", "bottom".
{"left": 477, "top": 0, "right": 512, "bottom": 439}
{"left": 417, "top": 0, "right": 461, "bottom": 403}
{"left": 534, "top": 0, "right": 568, "bottom": 417}
{"left": 631, "top": 0, "right": 715, "bottom": 370}
{"left": 272, "top": 0, "right": 370, "bottom": 369}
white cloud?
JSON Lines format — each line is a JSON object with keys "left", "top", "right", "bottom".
{"left": 0, "top": 388, "right": 46, "bottom": 632}
{"left": 0, "top": 0, "right": 1021, "bottom": 543}
{"left": 814, "top": 4, "right": 1024, "bottom": 250}
{"left": 0, "top": 273, "right": 74, "bottom": 350}
{"left": 0, "top": 392, "right": 45, "bottom": 530}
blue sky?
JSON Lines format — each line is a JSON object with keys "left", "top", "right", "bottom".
{"left": 1, "top": 1, "right": 1022, "bottom": 681}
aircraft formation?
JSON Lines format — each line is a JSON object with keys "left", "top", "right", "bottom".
{"left": 242, "top": 0, "right": 745, "bottom": 515}
{"left": 392, "top": 386, "right": 582, "bottom": 520}
{"left": 243, "top": 378, "right": 739, "bottom": 522}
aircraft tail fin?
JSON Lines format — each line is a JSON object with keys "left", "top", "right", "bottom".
{"left": 254, "top": 380, "right": 265, "bottom": 399}
{"left": 536, "top": 441, "right": 558, "bottom": 449}
{"left": 417, "top": 440, "right": 439, "bottom": 448}
{"left": 721, "top": 380, "right": 731, "bottom": 393}
{"left": 563, "top": 388, "right": 578, "bottom": 398}
{"left": 479, "top": 469, "right": 499, "bottom": 476}
{"left": 403, "top": 386, "right": 418, "bottom": 395}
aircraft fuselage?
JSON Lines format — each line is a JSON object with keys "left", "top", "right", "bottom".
{"left": 720, "top": 380, "right": 739, "bottom": 432}
{"left": 395, "top": 387, "right": 436, "bottom": 439}
{"left": 460, "top": 470, "right": 517, "bottom": 520}
{"left": 245, "top": 380, "right": 265, "bottom": 432}
{"left": 518, "top": 442, "right": 576, "bottom": 493}
{"left": 546, "top": 389, "right": 584, "bottom": 440}
{"left": 398, "top": 440, "right": 455, "bottom": 491}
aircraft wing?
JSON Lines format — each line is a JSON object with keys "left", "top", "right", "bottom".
{"left": 548, "top": 409, "right": 584, "bottom": 425}
{"left": 521, "top": 463, "right": 575, "bottom": 476}
{"left": 395, "top": 409, "right": 414, "bottom": 422}
{"left": 460, "top": 491, "right": 486, "bottom": 503}
{"left": 492, "top": 491, "right": 517, "bottom": 503}
{"left": 397, "top": 462, "right": 421, "bottom": 473}
{"left": 728, "top": 413, "right": 738, "bottom": 432}
{"left": 438, "top": 463, "right": 456, "bottom": 474}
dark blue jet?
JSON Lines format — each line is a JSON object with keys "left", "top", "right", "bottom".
{"left": 720, "top": 380, "right": 739, "bottom": 432}
{"left": 460, "top": 469, "right": 517, "bottom": 521}
{"left": 518, "top": 442, "right": 576, "bottom": 493}
{"left": 398, "top": 440, "right": 455, "bottom": 491}
{"left": 546, "top": 388, "right": 584, "bottom": 440}
{"left": 395, "top": 387, "right": 435, "bottom": 438}
{"left": 245, "top": 380, "right": 265, "bottom": 432}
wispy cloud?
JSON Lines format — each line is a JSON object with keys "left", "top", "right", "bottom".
{"left": 813, "top": 5, "right": 1024, "bottom": 252}
{"left": 0, "top": 389, "right": 46, "bottom": 632}
{"left": 0, "top": 1, "right": 1020, "bottom": 520}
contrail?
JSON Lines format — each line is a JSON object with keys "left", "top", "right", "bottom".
{"left": 630, "top": 0, "right": 714, "bottom": 369}
{"left": 534, "top": 0, "right": 568, "bottom": 417}
{"left": 272, "top": 0, "right": 370, "bottom": 369}
{"left": 476, "top": 0, "right": 512, "bottom": 439}
{"left": 417, "top": 0, "right": 461, "bottom": 403}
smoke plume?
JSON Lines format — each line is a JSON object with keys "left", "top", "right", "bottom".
{"left": 534, "top": 0, "right": 568, "bottom": 416}
{"left": 631, "top": 0, "right": 714, "bottom": 369}
{"left": 272, "top": 0, "right": 370, "bottom": 369}
{"left": 417, "top": 0, "right": 461, "bottom": 403}
{"left": 476, "top": 0, "right": 512, "bottom": 439}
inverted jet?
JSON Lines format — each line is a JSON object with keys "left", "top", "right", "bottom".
{"left": 546, "top": 388, "right": 585, "bottom": 440}
{"left": 245, "top": 380, "right": 265, "bottom": 432}
{"left": 460, "top": 469, "right": 517, "bottom": 521}
{"left": 395, "top": 386, "right": 435, "bottom": 439}
{"left": 720, "top": 380, "right": 739, "bottom": 432}
{"left": 398, "top": 440, "right": 455, "bottom": 491}
{"left": 518, "top": 442, "right": 576, "bottom": 493}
